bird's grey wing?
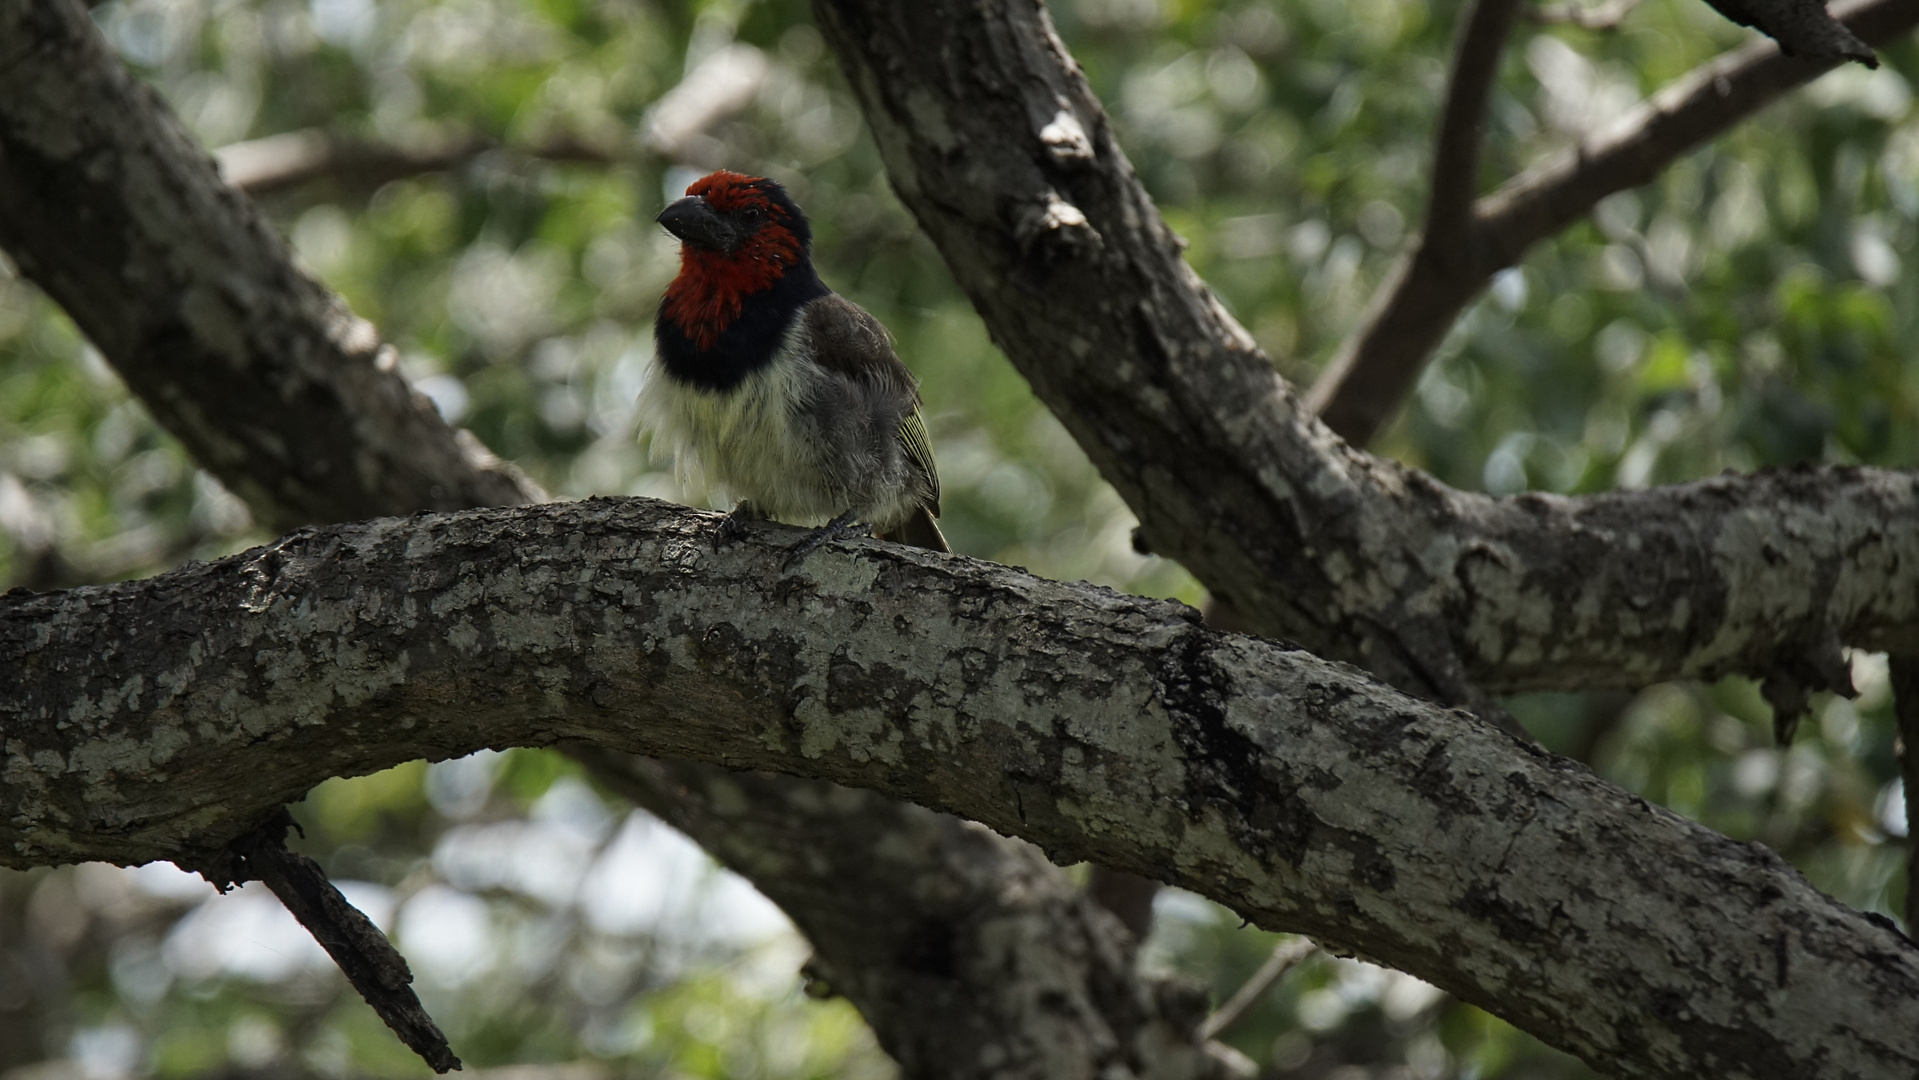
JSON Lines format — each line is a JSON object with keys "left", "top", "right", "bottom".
{"left": 895, "top": 404, "right": 940, "bottom": 515}
{"left": 801, "top": 294, "right": 941, "bottom": 514}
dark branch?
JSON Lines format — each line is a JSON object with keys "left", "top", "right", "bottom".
{"left": 0, "top": 5, "right": 1217, "bottom": 1076}
{"left": 1306, "top": 0, "right": 1523, "bottom": 453}
{"left": 812, "top": 0, "right": 1919, "bottom": 725}
{"left": 1700, "top": 0, "right": 1877, "bottom": 65}
{"left": 1424, "top": 0, "right": 1524, "bottom": 256}
{"left": 1308, "top": 0, "right": 1915, "bottom": 447}
{"left": 0, "top": 1, "right": 540, "bottom": 532}
{"left": 190, "top": 812, "right": 462, "bottom": 1074}
{"left": 6, "top": 498, "right": 1919, "bottom": 1080}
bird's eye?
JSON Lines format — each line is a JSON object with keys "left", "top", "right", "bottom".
{"left": 740, "top": 207, "right": 765, "bottom": 223}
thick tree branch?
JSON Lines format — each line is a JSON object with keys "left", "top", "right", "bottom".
{"left": 0, "top": 5, "right": 1212, "bottom": 1076}
{"left": 1309, "top": 0, "right": 1915, "bottom": 446}
{"left": 5, "top": 499, "right": 1919, "bottom": 1080}
{"left": 813, "top": 0, "right": 1919, "bottom": 724}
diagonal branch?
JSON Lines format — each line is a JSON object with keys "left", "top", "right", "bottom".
{"left": 0, "top": 5, "right": 540, "bottom": 533}
{"left": 202, "top": 811, "right": 462, "bottom": 1074}
{"left": 1308, "top": 0, "right": 1916, "bottom": 447}
{"left": 813, "top": 0, "right": 1919, "bottom": 730}
{"left": 1306, "top": 0, "right": 1522, "bottom": 445}
{"left": 0, "top": 5, "right": 1222, "bottom": 1078}
{"left": 5, "top": 498, "right": 1919, "bottom": 1080}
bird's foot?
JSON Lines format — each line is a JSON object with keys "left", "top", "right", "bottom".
{"left": 783, "top": 511, "right": 871, "bottom": 569}
{"left": 713, "top": 501, "right": 761, "bottom": 552}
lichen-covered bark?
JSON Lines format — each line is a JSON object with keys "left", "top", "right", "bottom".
{"left": 5, "top": 499, "right": 1918, "bottom": 1080}
{"left": 0, "top": 6, "right": 1215, "bottom": 1076}
{"left": 0, "top": 0, "right": 536, "bottom": 533}
{"left": 811, "top": 0, "right": 1919, "bottom": 714}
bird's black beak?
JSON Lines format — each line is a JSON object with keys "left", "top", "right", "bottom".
{"left": 657, "top": 195, "right": 740, "bottom": 253}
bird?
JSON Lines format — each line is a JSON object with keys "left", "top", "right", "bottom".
{"left": 638, "top": 169, "right": 947, "bottom": 560}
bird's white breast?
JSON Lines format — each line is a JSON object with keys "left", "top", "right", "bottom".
{"left": 638, "top": 321, "right": 843, "bottom": 525}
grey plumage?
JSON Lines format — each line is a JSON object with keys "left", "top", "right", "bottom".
{"left": 641, "top": 293, "right": 946, "bottom": 551}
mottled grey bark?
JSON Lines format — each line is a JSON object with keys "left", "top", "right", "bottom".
{"left": 812, "top": 0, "right": 1919, "bottom": 724}
{"left": 5, "top": 499, "right": 1919, "bottom": 1080}
{"left": 0, "top": 5, "right": 1212, "bottom": 1077}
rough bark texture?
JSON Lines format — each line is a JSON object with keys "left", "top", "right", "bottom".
{"left": 812, "top": 0, "right": 1919, "bottom": 721}
{"left": 1308, "top": 0, "right": 1916, "bottom": 446}
{"left": 0, "top": 6, "right": 1213, "bottom": 1077}
{"left": 577, "top": 751, "right": 1235, "bottom": 1080}
{"left": 5, "top": 499, "right": 1919, "bottom": 1080}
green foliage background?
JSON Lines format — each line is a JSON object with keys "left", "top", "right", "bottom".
{"left": 1, "top": 0, "right": 1914, "bottom": 1077}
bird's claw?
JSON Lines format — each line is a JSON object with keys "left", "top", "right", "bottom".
{"left": 713, "top": 502, "right": 759, "bottom": 552}
{"left": 783, "top": 511, "right": 871, "bottom": 569}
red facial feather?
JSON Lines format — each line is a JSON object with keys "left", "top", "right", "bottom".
{"left": 661, "top": 171, "right": 803, "bottom": 350}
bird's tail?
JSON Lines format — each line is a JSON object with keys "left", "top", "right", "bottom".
{"left": 879, "top": 505, "right": 948, "bottom": 553}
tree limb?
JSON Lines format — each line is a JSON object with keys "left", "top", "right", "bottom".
{"left": 1301, "top": 0, "right": 1521, "bottom": 455}
{"left": 1308, "top": 0, "right": 1915, "bottom": 447}
{"left": 0, "top": 4, "right": 1215, "bottom": 1076}
{"left": 201, "top": 811, "right": 462, "bottom": 1074}
{"left": 0, "top": 2, "right": 539, "bottom": 534}
{"left": 215, "top": 129, "right": 618, "bottom": 198}
{"left": 5, "top": 498, "right": 1918, "bottom": 1080}
{"left": 574, "top": 749, "right": 1240, "bottom": 1080}
{"left": 813, "top": 0, "right": 1919, "bottom": 725}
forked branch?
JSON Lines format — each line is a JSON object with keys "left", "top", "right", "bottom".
{"left": 1309, "top": 0, "right": 1915, "bottom": 447}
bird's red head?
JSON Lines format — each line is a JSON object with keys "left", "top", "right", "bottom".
{"left": 658, "top": 171, "right": 812, "bottom": 351}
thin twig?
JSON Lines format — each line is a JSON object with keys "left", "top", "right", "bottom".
{"left": 192, "top": 810, "right": 463, "bottom": 1073}
{"left": 1304, "top": 0, "right": 1525, "bottom": 438}
{"left": 217, "top": 128, "right": 619, "bottom": 197}
{"left": 1426, "top": 0, "right": 1526, "bottom": 255}
{"left": 1198, "top": 936, "right": 1318, "bottom": 1042}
